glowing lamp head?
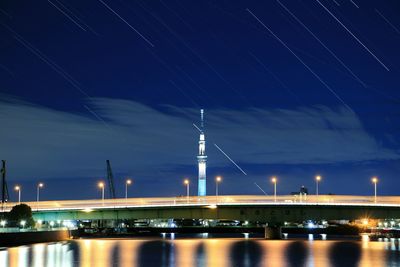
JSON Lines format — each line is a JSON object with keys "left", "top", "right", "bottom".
{"left": 38, "top": 183, "right": 44, "bottom": 188}
{"left": 98, "top": 182, "right": 104, "bottom": 189}
{"left": 14, "top": 185, "right": 20, "bottom": 191}
{"left": 216, "top": 176, "right": 222, "bottom": 182}
{"left": 184, "top": 179, "right": 189, "bottom": 185}
{"left": 372, "top": 177, "right": 378, "bottom": 184}
{"left": 316, "top": 175, "right": 321, "bottom": 181}
{"left": 271, "top": 177, "right": 277, "bottom": 184}
{"left": 126, "top": 179, "right": 132, "bottom": 185}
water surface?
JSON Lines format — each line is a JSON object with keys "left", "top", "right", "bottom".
{"left": 1, "top": 237, "right": 400, "bottom": 266}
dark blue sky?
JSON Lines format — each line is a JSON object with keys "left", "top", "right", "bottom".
{"left": 0, "top": 0, "right": 400, "bottom": 201}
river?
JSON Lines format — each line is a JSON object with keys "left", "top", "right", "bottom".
{"left": 1, "top": 236, "right": 400, "bottom": 266}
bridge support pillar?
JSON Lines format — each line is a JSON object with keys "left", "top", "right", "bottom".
{"left": 264, "top": 225, "right": 282, "bottom": 239}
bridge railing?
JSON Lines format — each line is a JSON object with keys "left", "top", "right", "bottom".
{"left": 2, "top": 194, "right": 399, "bottom": 212}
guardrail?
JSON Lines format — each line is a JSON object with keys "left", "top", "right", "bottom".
{"left": 1, "top": 195, "right": 399, "bottom": 212}
{"left": 0, "top": 227, "right": 74, "bottom": 233}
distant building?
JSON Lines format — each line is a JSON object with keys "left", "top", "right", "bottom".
{"left": 300, "top": 185, "right": 308, "bottom": 195}
{"left": 291, "top": 185, "right": 309, "bottom": 195}
{"left": 291, "top": 186, "right": 309, "bottom": 201}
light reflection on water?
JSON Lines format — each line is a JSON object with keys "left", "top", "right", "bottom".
{"left": 1, "top": 238, "right": 400, "bottom": 266}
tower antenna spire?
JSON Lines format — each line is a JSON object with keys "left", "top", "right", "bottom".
{"left": 200, "top": 109, "right": 204, "bottom": 130}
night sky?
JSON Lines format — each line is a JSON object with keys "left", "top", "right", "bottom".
{"left": 1, "top": 0, "right": 400, "bottom": 201}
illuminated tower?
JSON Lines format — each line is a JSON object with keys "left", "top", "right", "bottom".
{"left": 197, "top": 109, "right": 207, "bottom": 196}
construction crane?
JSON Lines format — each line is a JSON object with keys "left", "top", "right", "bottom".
{"left": 1, "top": 160, "right": 9, "bottom": 206}
{"left": 106, "top": 160, "right": 116, "bottom": 199}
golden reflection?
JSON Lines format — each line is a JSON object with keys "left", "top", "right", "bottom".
{"left": 259, "top": 240, "right": 286, "bottom": 267}
{"left": 8, "top": 247, "right": 19, "bottom": 267}
{"left": 359, "top": 241, "right": 387, "bottom": 267}
{"left": 362, "top": 234, "right": 370, "bottom": 249}
{"left": 175, "top": 239, "right": 202, "bottom": 267}
{"left": 8, "top": 246, "right": 19, "bottom": 267}
{"left": 118, "top": 239, "right": 142, "bottom": 267}
{"left": 79, "top": 239, "right": 92, "bottom": 267}
{"left": 307, "top": 240, "right": 330, "bottom": 267}
{"left": 78, "top": 239, "right": 117, "bottom": 267}
{"left": 2, "top": 237, "right": 400, "bottom": 266}
{"left": 204, "top": 238, "right": 236, "bottom": 267}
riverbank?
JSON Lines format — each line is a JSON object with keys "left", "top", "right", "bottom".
{"left": 75, "top": 225, "right": 361, "bottom": 239}
{"left": 0, "top": 229, "right": 74, "bottom": 247}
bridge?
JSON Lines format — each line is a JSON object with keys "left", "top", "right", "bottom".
{"left": 3, "top": 195, "right": 400, "bottom": 223}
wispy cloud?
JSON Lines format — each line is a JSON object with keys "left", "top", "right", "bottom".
{"left": 0, "top": 96, "right": 398, "bottom": 180}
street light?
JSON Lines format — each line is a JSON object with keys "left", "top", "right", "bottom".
{"left": 20, "top": 220, "right": 26, "bottom": 228}
{"left": 372, "top": 177, "right": 378, "bottom": 203}
{"left": 271, "top": 177, "right": 277, "bottom": 202}
{"left": 37, "top": 183, "right": 44, "bottom": 208}
{"left": 315, "top": 175, "right": 321, "bottom": 199}
{"left": 0, "top": 220, "right": 6, "bottom": 228}
{"left": 98, "top": 182, "right": 105, "bottom": 203}
{"left": 184, "top": 179, "right": 190, "bottom": 203}
{"left": 216, "top": 176, "right": 222, "bottom": 204}
{"left": 125, "top": 179, "right": 132, "bottom": 200}
{"left": 14, "top": 185, "right": 21, "bottom": 204}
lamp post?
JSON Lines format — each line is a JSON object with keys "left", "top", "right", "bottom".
{"left": 125, "top": 179, "right": 132, "bottom": 200}
{"left": 271, "top": 177, "right": 277, "bottom": 202}
{"left": 15, "top": 185, "right": 21, "bottom": 204}
{"left": 315, "top": 175, "right": 321, "bottom": 200}
{"left": 372, "top": 177, "right": 378, "bottom": 203}
{"left": 184, "top": 179, "right": 189, "bottom": 204}
{"left": 37, "top": 183, "right": 44, "bottom": 211}
{"left": 216, "top": 176, "right": 222, "bottom": 204}
{"left": 98, "top": 182, "right": 105, "bottom": 204}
